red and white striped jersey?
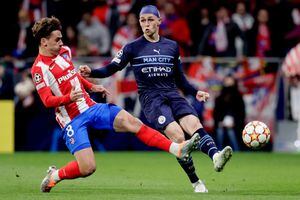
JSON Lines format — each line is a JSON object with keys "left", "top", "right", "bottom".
{"left": 31, "top": 46, "right": 96, "bottom": 128}
{"left": 282, "top": 43, "right": 300, "bottom": 77}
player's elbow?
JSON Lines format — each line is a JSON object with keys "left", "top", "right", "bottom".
{"left": 43, "top": 100, "right": 53, "bottom": 108}
{"left": 42, "top": 97, "right": 56, "bottom": 108}
{"left": 44, "top": 103, "right": 53, "bottom": 108}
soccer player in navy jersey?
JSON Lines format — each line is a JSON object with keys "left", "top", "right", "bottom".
{"left": 31, "top": 16, "right": 200, "bottom": 193}
{"left": 80, "top": 5, "right": 233, "bottom": 193}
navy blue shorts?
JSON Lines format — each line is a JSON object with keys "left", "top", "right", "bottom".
{"left": 140, "top": 91, "right": 198, "bottom": 131}
{"left": 61, "top": 103, "right": 122, "bottom": 154}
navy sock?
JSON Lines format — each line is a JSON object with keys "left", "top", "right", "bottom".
{"left": 196, "top": 128, "right": 218, "bottom": 160}
{"left": 176, "top": 156, "right": 199, "bottom": 184}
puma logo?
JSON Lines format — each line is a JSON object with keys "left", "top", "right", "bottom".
{"left": 49, "top": 64, "right": 55, "bottom": 70}
{"left": 153, "top": 49, "right": 160, "bottom": 54}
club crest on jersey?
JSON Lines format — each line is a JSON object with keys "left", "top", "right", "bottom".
{"left": 69, "top": 137, "right": 75, "bottom": 145}
{"left": 158, "top": 115, "right": 166, "bottom": 124}
{"left": 34, "top": 73, "right": 42, "bottom": 83}
{"left": 62, "top": 53, "right": 70, "bottom": 61}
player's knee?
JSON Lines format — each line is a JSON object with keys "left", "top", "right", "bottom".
{"left": 123, "top": 115, "right": 143, "bottom": 133}
{"left": 115, "top": 110, "right": 143, "bottom": 132}
{"left": 80, "top": 163, "right": 96, "bottom": 177}
{"left": 185, "top": 116, "right": 202, "bottom": 131}
{"left": 129, "top": 117, "right": 143, "bottom": 130}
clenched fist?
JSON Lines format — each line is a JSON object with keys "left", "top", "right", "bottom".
{"left": 196, "top": 91, "right": 210, "bottom": 102}
{"left": 79, "top": 65, "right": 92, "bottom": 77}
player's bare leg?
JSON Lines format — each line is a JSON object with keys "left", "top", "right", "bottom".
{"left": 113, "top": 110, "right": 200, "bottom": 160}
{"left": 179, "top": 115, "right": 233, "bottom": 172}
{"left": 165, "top": 121, "right": 208, "bottom": 193}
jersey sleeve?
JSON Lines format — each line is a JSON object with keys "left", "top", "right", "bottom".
{"left": 90, "top": 44, "right": 131, "bottom": 78}
{"left": 173, "top": 44, "right": 198, "bottom": 96}
{"left": 111, "top": 44, "right": 131, "bottom": 67}
{"left": 78, "top": 74, "right": 93, "bottom": 90}
{"left": 31, "top": 66, "right": 71, "bottom": 108}
{"left": 90, "top": 62, "right": 123, "bottom": 78}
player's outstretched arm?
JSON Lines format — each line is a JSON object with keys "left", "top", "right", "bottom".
{"left": 79, "top": 62, "right": 123, "bottom": 78}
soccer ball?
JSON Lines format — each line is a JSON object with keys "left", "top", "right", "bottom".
{"left": 242, "top": 121, "right": 271, "bottom": 149}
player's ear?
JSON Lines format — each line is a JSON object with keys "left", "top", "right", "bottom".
{"left": 157, "top": 17, "right": 162, "bottom": 25}
{"left": 41, "top": 38, "right": 48, "bottom": 47}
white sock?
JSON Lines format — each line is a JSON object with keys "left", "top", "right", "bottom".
{"left": 52, "top": 169, "right": 61, "bottom": 182}
{"left": 169, "top": 142, "right": 180, "bottom": 157}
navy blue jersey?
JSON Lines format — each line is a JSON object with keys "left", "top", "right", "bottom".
{"left": 91, "top": 36, "right": 197, "bottom": 96}
{"left": 115, "top": 36, "right": 180, "bottom": 93}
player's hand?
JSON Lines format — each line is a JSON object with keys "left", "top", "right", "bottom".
{"left": 70, "top": 86, "right": 84, "bottom": 102}
{"left": 196, "top": 91, "right": 210, "bottom": 102}
{"left": 91, "top": 84, "right": 111, "bottom": 97}
{"left": 79, "top": 65, "right": 92, "bottom": 77}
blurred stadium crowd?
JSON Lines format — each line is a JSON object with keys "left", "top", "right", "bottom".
{"left": 1, "top": 0, "right": 300, "bottom": 152}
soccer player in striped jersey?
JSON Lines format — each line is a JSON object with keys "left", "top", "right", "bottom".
{"left": 31, "top": 16, "right": 200, "bottom": 193}
{"left": 80, "top": 5, "right": 233, "bottom": 193}
{"left": 282, "top": 43, "right": 300, "bottom": 149}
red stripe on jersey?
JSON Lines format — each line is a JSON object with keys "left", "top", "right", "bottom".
{"left": 31, "top": 46, "right": 96, "bottom": 128}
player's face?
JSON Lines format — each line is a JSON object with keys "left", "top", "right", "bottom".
{"left": 41, "top": 30, "right": 63, "bottom": 56}
{"left": 139, "top": 14, "right": 161, "bottom": 37}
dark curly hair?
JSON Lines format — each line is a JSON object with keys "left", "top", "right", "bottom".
{"left": 32, "top": 16, "right": 62, "bottom": 44}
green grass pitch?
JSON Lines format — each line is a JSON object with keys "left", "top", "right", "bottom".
{"left": 0, "top": 152, "right": 299, "bottom": 200}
